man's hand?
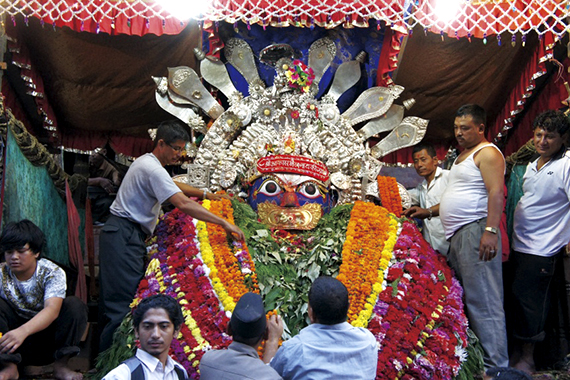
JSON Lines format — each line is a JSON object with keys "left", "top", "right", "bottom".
{"left": 223, "top": 221, "right": 245, "bottom": 241}
{"left": 402, "top": 206, "right": 430, "bottom": 219}
{"left": 566, "top": 240, "right": 570, "bottom": 256}
{"left": 0, "top": 328, "right": 28, "bottom": 354}
{"left": 263, "top": 314, "right": 283, "bottom": 364}
{"left": 479, "top": 230, "right": 499, "bottom": 261}
{"left": 98, "top": 178, "right": 116, "bottom": 194}
{"left": 267, "top": 314, "right": 283, "bottom": 342}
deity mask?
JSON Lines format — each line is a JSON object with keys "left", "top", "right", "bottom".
{"left": 247, "top": 155, "right": 332, "bottom": 230}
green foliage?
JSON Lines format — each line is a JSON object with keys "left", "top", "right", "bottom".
{"left": 232, "top": 200, "right": 353, "bottom": 337}
{"left": 90, "top": 314, "right": 137, "bottom": 379}
{"left": 454, "top": 328, "right": 485, "bottom": 380}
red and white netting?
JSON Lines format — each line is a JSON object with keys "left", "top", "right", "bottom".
{"left": 0, "top": 0, "right": 568, "bottom": 37}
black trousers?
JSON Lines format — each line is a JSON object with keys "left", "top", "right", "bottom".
{"left": 98, "top": 215, "right": 147, "bottom": 353}
{"left": 0, "top": 296, "right": 87, "bottom": 366}
{"left": 511, "top": 249, "right": 563, "bottom": 342}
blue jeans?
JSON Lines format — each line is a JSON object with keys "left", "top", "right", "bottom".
{"left": 448, "top": 218, "right": 509, "bottom": 369}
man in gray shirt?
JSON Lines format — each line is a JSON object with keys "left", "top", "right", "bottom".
{"left": 98, "top": 120, "right": 244, "bottom": 353}
{"left": 199, "top": 293, "right": 283, "bottom": 380}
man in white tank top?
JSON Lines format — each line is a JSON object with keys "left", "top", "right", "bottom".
{"left": 439, "top": 104, "right": 508, "bottom": 374}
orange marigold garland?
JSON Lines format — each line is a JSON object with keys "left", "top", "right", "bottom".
{"left": 336, "top": 201, "right": 392, "bottom": 325}
{"left": 206, "top": 199, "right": 259, "bottom": 303}
{"left": 377, "top": 176, "right": 402, "bottom": 215}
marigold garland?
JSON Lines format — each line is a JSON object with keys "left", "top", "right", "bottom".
{"left": 352, "top": 213, "right": 399, "bottom": 328}
{"left": 337, "top": 201, "right": 394, "bottom": 325}
{"left": 207, "top": 199, "right": 258, "bottom": 296}
{"left": 377, "top": 176, "right": 402, "bottom": 215}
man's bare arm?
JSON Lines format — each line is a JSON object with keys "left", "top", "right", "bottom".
{"left": 402, "top": 204, "right": 440, "bottom": 219}
{"left": 477, "top": 147, "right": 505, "bottom": 261}
{"left": 263, "top": 314, "right": 283, "bottom": 364}
{"left": 168, "top": 192, "right": 244, "bottom": 240}
{"left": 174, "top": 182, "right": 228, "bottom": 200}
{"left": 0, "top": 297, "right": 63, "bottom": 354}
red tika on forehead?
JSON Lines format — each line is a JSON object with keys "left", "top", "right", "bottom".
{"left": 257, "top": 155, "right": 330, "bottom": 183}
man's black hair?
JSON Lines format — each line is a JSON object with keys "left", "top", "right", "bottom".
{"left": 533, "top": 109, "right": 570, "bottom": 137}
{"left": 133, "top": 294, "right": 184, "bottom": 331}
{"left": 456, "top": 104, "right": 487, "bottom": 127}
{"left": 412, "top": 143, "right": 437, "bottom": 158}
{"left": 153, "top": 120, "right": 190, "bottom": 148}
{"left": 0, "top": 219, "right": 45, "bottom": 258}
{"left": 309, "top": 276, "right": 349, "bottom": 325}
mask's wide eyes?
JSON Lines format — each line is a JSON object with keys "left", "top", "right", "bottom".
{"left": 259, "top": 179, "right": 283, "bottom": 196}
{"left": 297, "top": 182, "right": 320, "bottom": 199}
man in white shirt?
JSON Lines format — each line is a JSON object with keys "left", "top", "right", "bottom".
{"left": 403, "top": 143, "right": 449, "bottom": 255}
{"left": 103, "top": 294, "right": 187, "bottom": 380}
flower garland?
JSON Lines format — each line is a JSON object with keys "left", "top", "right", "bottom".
{"left": 99, "top": 201, "right": 478, "bottom": 380}
{"left": 353, "top": 212, "right": 399, "bottom": 328}
{"left": 285, "top": 59, "right": 315, "bottom": 93}
{"left": 200, "top": 199, "right": 258, "bottom": 311}
{"left": 367, "top": 221, "right": 469, "bottom": 379}
{"left": 336, "top": 201, "right": 398, "bottom": 326}
{"left": 377, "top": 175, "right": 402, "bottom": 215}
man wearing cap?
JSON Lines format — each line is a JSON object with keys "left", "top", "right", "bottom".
{"left": 267, "top": 276, "right": 378, "bottom": 380}
{"left": 199, "top": 293, "right": 283, "bottom": 380}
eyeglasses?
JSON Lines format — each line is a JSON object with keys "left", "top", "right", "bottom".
{"left": 167, "top": 143, "right": 185, "bottom": 152}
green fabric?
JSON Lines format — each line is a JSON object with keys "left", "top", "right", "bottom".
{"left": 506, "top": 164, "right": 527, "bottom": 244}
{"left": 2, "top": 128, "right": 70, "bottom": 266}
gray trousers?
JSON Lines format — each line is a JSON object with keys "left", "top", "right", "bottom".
{"left": 448, "top": 218, "right": 509, "bottom": 369}
{"left": 98, "top": 214, "right": 147, "bottom": 353}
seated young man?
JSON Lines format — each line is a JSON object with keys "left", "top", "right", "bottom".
{"left": 0, "top": 220, "right": 88, "bottom": 380}
{"left": 103, "top": 294, "right": 188, "bottom": 380}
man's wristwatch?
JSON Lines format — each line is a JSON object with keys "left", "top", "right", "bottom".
{"left": 485, "top": 226, "right": 498, "bottom": 234}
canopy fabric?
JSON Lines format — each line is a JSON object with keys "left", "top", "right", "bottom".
{"left": 3, "top": 16, "right": 201, "bottom": 156}
{"left": 2, "top": 16, "right": 567, "bottom": 162}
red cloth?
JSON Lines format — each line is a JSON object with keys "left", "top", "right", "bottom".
{"left": 65, "top": 179, "right": 87, "bottom": 303}
{"left": 85, "top": 198, "right": 96, "bottom": 298}
{"left": 489, "top": 33, "right": 551, "bottom": 154}
{"left": 27, "top": 2, "right": 188, "bottom": 36}
{"left": 503, "top": 56, "right": 570, "bottom": 157}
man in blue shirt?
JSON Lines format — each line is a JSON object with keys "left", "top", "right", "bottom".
{"left": 267, "top": 276, "right": 378, "bottom": 380}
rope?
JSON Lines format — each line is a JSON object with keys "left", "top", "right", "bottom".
{"left": 0, "top": 102, "right": 86, "bottom": 195}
